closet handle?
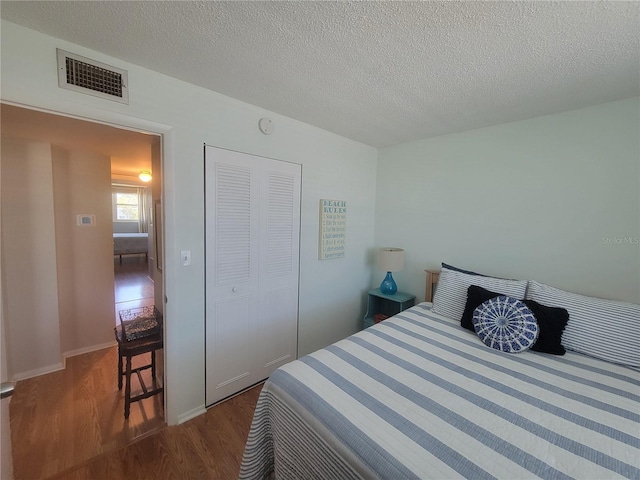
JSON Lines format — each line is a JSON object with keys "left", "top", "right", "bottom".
{"left": 232, "top": 287, "right": 238, "bottom": 293}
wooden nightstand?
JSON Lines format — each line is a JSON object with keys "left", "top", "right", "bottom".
{"left": 363, "top": 288, "right": 416, "bottom": 329}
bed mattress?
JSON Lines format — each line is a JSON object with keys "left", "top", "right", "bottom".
{"left": 113, "top": 233, "right": 148, "bottom": 255}
{"left": 240, "top": 303, "right": 639, "bottom": 479}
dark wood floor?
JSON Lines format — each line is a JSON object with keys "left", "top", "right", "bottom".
{"left": 10, "top": 345, "right": 165, "bottom": 479}
{"left": 10, "top": 343, "right": 262, "bottom": 480}
{"left": 10, "top": 256, "right": 263, "bottom": 480}
{"left": 51, "top": 385, "right": 262, "bottom": 480}
{"left": 114, "top": 256, "right": 155, "bottom": 321}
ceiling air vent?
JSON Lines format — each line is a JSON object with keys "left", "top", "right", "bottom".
{"left": 57, "top": 49, "right": 129, "bottom": 104}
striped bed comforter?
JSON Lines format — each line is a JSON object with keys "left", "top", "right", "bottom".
{"left": 239, "top": 303, "right": 640, "bottom": 479}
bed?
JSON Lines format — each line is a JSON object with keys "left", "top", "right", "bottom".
{"left": 239, "top": 265, "right": 639, "bottom": 479}
{"left": 113, "top": 233, "right": 148, "bottom": 263}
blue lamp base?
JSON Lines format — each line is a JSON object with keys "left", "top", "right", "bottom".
{"left": 380, "top": 271, "right": 397, "bottom": 295}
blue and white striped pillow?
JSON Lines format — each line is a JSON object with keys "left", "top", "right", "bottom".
{"left": 432, "top": 267, "right": 528, "bottom": 321}
{"left": 526, "top": 281, "right": 640, "bottom": 367}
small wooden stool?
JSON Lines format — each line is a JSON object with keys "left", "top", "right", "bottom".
{"left": 114, "top": 324, "right": 163, "bottom": 419}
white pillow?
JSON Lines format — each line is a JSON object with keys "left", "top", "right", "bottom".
{"left": 526, "top": 280, "right": 640, "bottom": 367}
{"left": 432, "top": 267, "right": 528, "bottom": 321}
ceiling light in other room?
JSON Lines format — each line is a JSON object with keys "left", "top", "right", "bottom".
{"left": 138, "top": 170, "right": 152, "bottom": 182}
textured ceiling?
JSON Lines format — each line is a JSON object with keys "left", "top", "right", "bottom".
{"left": 1, "top": 1, "right": 639, "bottom": 148}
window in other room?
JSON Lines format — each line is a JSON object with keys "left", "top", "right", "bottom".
{"left": 113, "top": 187, "right": 139, "bottom": 221}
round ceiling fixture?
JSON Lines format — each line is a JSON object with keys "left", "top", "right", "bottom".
{"left": 138, "top": 170, "right": 152, "bottom": 182}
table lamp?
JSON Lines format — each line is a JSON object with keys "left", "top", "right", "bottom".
{"left": 378, "top": 248, "right": 405, "bottom": 295}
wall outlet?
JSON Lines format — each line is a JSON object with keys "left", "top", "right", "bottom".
{"left": 180, "top": 250, "right": 191, "bottom": 266}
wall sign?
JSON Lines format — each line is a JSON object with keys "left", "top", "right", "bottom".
{"left": 319, "top": 199, "right": 346, "bottom": 260}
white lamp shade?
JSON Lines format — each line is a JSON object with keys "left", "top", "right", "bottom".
{"left": 378, "top": 248, "right": 405, "bottom": 272}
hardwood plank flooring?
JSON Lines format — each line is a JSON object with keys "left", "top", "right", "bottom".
{"left": 11, "top": 257, "right": 262, "bottom": 479}
{"left": 10, "top": 346, "right": 166, "bottom": 480}
{"left": 10, "top": 343, "right": 262, "bottom": 480}
{"left": 114, "top": 257, "right": 155, "bottom": 323}
{"left": 49, "top": 385, "right": 262, "bottom": 480}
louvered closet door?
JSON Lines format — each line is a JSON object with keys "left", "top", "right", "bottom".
{"left": 204, "top": 146, "right": 301, "bottom": 406}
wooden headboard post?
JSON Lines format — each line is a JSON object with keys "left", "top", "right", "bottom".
{"left": 425, "top": 269, "right": 440, "bottom": 303}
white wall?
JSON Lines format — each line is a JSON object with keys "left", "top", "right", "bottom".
{"left": 52, "top": 147, "right": 115, "bottom": 357}
{"left": 1, "top": 138, "right": 116, "bottom": 377}
{"left": 0, "top": 159, "right": 15, "bottom": 480}
{"left": 0, "top": 21, "right": 378, "bottom": 424}
{"left": 1, "top": 138, "right": 63, "bottom": 378}
{"left": 376, "top": 97, "right": 640, "bottom": 304}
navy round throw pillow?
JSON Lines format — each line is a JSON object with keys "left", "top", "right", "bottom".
{"left": 473, "top": 296, "right": 539, "bottom": 353}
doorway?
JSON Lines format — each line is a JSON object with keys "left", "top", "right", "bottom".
{"left": 112, "top": 182, "right": 156, "bottom": 319}
{"left": 0, "top": 103, "right": 166, "bottom": 479}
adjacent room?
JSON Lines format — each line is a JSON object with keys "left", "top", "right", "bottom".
{"left": 0, "top": 104, "right": 166, "bottom": 477}
{"left": 1, "top": 2, "right": 638, "bottom": 480}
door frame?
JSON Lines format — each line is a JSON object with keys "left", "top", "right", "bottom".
{"left": 0, "top": 99, "right": 171, "bottom": 421}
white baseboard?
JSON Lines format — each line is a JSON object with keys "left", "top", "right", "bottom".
{"left": 12, "top": 362, "right": 65, "bottom": 381}
{"left": 11, "top": 341, "right": 117, "bottom": 381}
{"left": 176, "top": 405, "right": 207, "bottom": 425}
{"left": 63, "top": 340, "right": 116, "bottom": 360}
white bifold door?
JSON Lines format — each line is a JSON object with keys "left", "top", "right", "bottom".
{"left": 204, "top": 145, "right": 301, "bottom": 406}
